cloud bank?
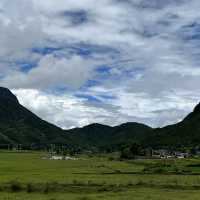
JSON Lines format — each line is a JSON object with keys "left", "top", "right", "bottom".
{"left": 0, "top": 0, "right": 200, "bottom": 128}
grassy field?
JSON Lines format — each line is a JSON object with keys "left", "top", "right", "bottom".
{"left": 0, "top": 151, "right": 200, "bottom": 199}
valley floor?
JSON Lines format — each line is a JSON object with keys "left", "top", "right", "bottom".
{"left": 0, "top": 151, "right": 200, "bottom": 199}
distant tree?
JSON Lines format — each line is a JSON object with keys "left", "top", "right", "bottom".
{"left": 129, "top": 143, "right": 142, "bottom": 157}
{"left": 190, "top": 148, "right": 197, "bottom": 155}
{"left": 120, "top": 143, "right": 143, "bottom": 159}
{"left": 120, "top": 147, "right": 131, "bottom": 159}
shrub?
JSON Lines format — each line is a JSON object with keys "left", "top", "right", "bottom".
{"left": 43, "top": 183, "right": 50, "bottom": 194}
{"left": 26, "top": 183, "right": 34, "bottom": 193}
{"left": 10, "top": 181, "right": 22, "bottom": 192}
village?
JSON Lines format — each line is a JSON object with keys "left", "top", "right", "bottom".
{"left": 152, "top": 149, "right": 191, "bottom": 159}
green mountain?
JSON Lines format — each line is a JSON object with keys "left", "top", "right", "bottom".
{"left": 143, "top": 103, "right": 200, "bottom": 148}
{"left": 67, "top": 103, "right": 200, "bottom": 150}
{"left": 67, "top": 122, "right": 152, "bottom": 150}
{"left": 1, "top": 87, "right": 200, "bottom": 150}
{"left": 0, "top": 87, "right": 152, "bottom": 149}
{"left": 0, "top": 87, "right": 70, "bottom": 146}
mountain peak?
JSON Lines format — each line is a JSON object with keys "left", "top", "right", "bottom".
{"left": 183, "top": 102, "right": 200, "bottom": 121}
{"left": 193, "top": 102, "right": 200, "bottom": 113}
{"left": 0, "top": 87, "right": 18, "bottom": 103}
{"left": 84, "top": 123, "right": 111, "bottom": 128}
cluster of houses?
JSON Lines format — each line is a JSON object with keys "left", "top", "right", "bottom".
{"left": 152, "top": 149, "right": 190, "bottom": 159}
{"left": 43, "top": 155, "right": 78, "bottom": 160}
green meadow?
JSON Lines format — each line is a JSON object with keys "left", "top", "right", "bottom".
{"left": 0, "top": 151, "right": 200, "bottom": 199}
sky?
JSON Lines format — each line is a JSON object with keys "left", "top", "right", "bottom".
{"left": 0, "top": 0, "right": 200, "bottom": 129}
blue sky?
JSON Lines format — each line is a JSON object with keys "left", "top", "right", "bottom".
{"left": 0, "top": 0, "right": 200, "bottom": 129}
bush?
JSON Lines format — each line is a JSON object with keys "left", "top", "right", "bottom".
{"left": 10, "top": 181, "right": 22, "bottom": 192}
{"left": 43, "top": 183, "right": 50, "bottom": 194}
{"left": 108, "top": 157, "right": 115, "bottom": 161}
{"left": 26, "top": 183, "right": 34, "bottom": 193}
{"left": 120, "top": 143, "right": 143, "bottom": 160}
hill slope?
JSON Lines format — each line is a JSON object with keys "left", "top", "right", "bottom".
{"left": 2, "top": 87, "right": 200, "bottom": 150}
{"left": 0, "top": 87, "right": 152, "bottom": 149}
{"left": 67, "top": 122, "right": 152, "bottom": 150}
{"left": 143, "top": 103, "right": 200, "bottom": 148}
{"left": 70, "top": 103, "right": 200, "bottom": 149}
{"left": 0, "top": 87, "right": 69, "bottom": 145}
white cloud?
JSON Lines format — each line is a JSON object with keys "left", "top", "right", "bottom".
{"left": 88, "top": 86, "right": 199, "bottom": 127}
{"left": 12, "top": 87, "right": 199, "bottom": 129}
{"left": 0, "top": 0, "right": 200, "bottom": 128}
{"left": 12, "top": 88, "right": 118, "bottom": 129}
{"left": 1, "top": 54, "right": 99, "bottom": 89}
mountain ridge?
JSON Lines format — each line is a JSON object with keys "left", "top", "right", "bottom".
{"left": 0, "top": 87, "right": 153, "bottom": 149}
{"left": 0, "top": 87, "right": 71, "bottom": 145}
{"left": 0, "top": 87, "right": 200, "bottom": 150}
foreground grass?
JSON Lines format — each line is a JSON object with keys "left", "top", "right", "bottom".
{"left": 1, "top": 188, "right": 200, "bottom": 200}
{"left": 0, "top": 151, "right": 200, "bottom": 199}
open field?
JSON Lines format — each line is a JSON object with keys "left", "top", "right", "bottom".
{"left": 0, "top": 152, "right": 200, "bottom": 199}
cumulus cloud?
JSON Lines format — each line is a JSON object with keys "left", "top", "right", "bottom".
{"left": 12, "top": 88, "right": 121, "bottom": 129}
{"left": 0, "top": 0, "right": 200, "bottom": 128}
{"left": 12, "top": 87, "right": 199, "bottom": 129}
{"left": 1, "top": 54, "right": 99, "bottom": 89}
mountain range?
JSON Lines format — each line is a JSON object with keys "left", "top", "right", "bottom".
{"left": 0, "top": 87, "right": 199, "bottom": 150}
